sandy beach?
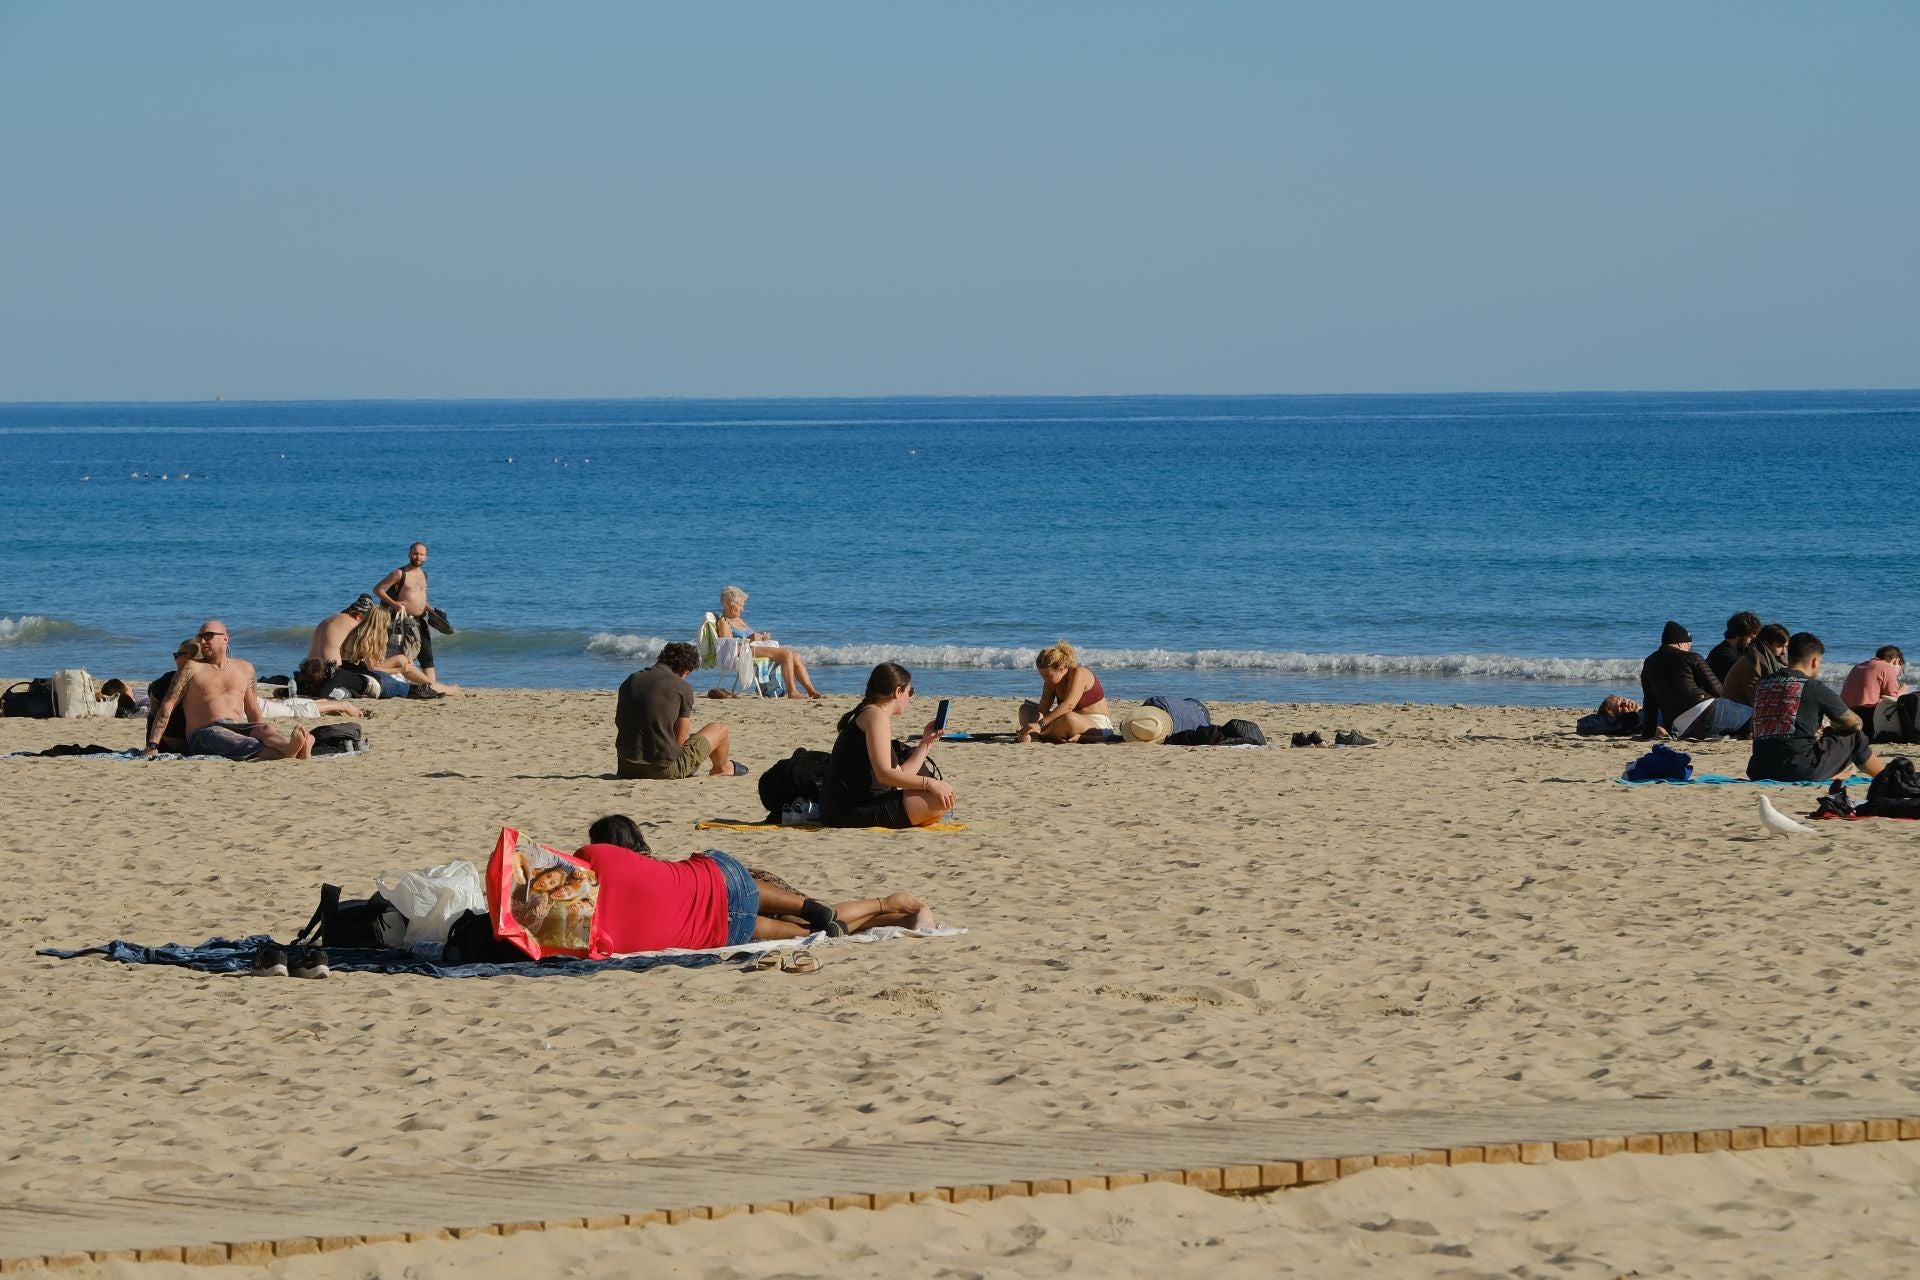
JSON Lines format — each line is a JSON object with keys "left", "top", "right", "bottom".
{"left": 5, "top": 689, "right": 1919, "bottom": 1274}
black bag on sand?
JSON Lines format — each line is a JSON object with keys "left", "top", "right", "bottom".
{"left": 1875, "top": 692, "right": 1920, "bottom": 744}
{"left": 758, "top": 747, "right": 834, "bottom": 818}
{"left": 1862, "top": 756, "right": 1920, "bottom": 818}
{"left": 1221, "top": 718, "right": 1267, "bottom": 746}
{"left": 892, "top": 738, "right": 943, "bottom": 780}
{"left": 293, "top": 884, "right": 403, "bottom": 949}
{"left": 1168, "top": 720, "right": 1266, "bottom": 747}
{"left": 2, "top": 679, "right": 55, "bottom": 718}
{"left": 443, "top": 908, "right": 527, "bottom": 964}
{"left": 308, "top": 723, "right": 366, "bottom": 756}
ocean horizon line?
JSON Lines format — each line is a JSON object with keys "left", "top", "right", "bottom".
{"left": 3, "top": 386, "right": 1919, "bottom": 409}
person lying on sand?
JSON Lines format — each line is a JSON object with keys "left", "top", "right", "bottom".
{"left": 572, "top": 814, "right": 935, "bottom": 951}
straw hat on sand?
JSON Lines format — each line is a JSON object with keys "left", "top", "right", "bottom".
{"left": 1121, "top": 705, "right": 1173, "bottom": 744}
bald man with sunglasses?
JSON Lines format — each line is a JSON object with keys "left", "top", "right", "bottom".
{"left": 142, "top": 621, "right": 311, "bottom": 761}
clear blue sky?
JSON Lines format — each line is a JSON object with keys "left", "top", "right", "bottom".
{"left": 1, "top": 2, "right": 1915, "bottom": 399}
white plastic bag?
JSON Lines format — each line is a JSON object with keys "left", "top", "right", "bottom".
{"left": 375, "top": 859, "right": 486, "bottom": 948}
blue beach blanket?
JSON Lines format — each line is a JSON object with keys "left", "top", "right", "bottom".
{"left": 39, "top": 924, "right": 962, "bottom": 980}
{"left": 1616, "top": 774, "right": 1872, "bottom": 787}
{"left": 39, "top": 934, "right": 727, "bottom": 978}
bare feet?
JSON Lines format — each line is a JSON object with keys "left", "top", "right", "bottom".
{"left": 881, "top": 892, "right": 936, "bottom": 930}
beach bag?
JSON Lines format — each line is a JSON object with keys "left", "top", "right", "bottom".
{"left": 442, "top": 908, "right": 525, "bottom": 965}
{"left": 758, "top": 747, "right": 833, "bottom": 818}
{"left": 1145, "top": 696, "right": 1211, "bottom": 735}
{"left": 1622, "top": 742, "right": 1693, "bottom": 782}
{"left": 292, "top": 883, "right": 406, "bottom": 951}
{"left": 389, "top": 612, "right": 423, "bottom": 661}
{"left": 1863, "top": 757, "right": 1920, "bottom": 818}
{"left": 485, "top": 826, "right": 603, "bottom": 960}
{"left": 51, "top": 669, "right": 115, "bottom": 718}
{"left": 1875, "top": 692, "right": 1920, "bottom": 745}
{"left": 1, "top": 679, "right": 55, "bottom": 718}
{"left": 892, "top": 739, "right": 943, "bottom": 780}
{"left": 377, "top": 860, "right": 487, "bottom": 948}
{"left": 308, "top": 723, "right": 366, "bottom": 756}
{"left": 1220, "top": 718, "right": 1266, "bottom": 746}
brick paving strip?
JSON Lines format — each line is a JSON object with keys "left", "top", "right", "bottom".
{"left": 7, "top": 1098, "right": 1919, "bottom": 1269}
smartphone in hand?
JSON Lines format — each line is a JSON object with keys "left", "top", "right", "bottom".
{"left": 933, "top": 698, "right": 951, "bottom": 732}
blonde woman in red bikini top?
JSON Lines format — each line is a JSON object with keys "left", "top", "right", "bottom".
{"left": 1017, "top": 639, "right": 1114, "bottom": 743}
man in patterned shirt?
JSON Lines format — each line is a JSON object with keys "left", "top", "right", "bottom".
{"left": 1747, "top": 632, "right": 1888, "bottom": 782}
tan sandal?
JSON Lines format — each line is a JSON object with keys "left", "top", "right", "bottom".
{"left": 780, "top": 949, "right": 822, "bottom": 974}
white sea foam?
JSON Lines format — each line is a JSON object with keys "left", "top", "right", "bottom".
{"left": 585, "top": 633, "right": 675, "bottom": 661}
{"left": 581, "top": 634, "right": 1643, "bottom": 682}
{"left": 0, "top": 615, "right": 83, "bottom": 647}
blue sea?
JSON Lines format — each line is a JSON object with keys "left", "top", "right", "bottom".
{"left": 3, "top": 391, "right": 1917, "bottom": 705}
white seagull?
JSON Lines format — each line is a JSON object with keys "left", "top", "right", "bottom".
{"left": 1758, "top": 793, "right": 1816, "bottom": 837}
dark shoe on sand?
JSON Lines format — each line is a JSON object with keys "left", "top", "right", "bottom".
{"left": 289, "top": 945, "right": 330, "bottom": 979}
{"left": 250, "top": 943, "right": 288, "bottom": 977}
{"left": 1291, "top": 731, "right": 1325, "bottom": 748}
{"left": 1335, "top": 729, "right": 1378, "bottom": 748}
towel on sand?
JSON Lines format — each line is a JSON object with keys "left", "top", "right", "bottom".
{"left": 40, "top": 924, "right": 964, "bottom": 980}
{"left": 1616, "top": 773, "right": 1873, "bottom": 786}
{"left": 695, "top": 819, "right": 969, "bottom": 833}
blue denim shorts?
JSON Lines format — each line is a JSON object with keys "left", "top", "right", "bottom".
{"left": 706, "top": 850, "right": 760, "bottom": 947}
{"left": 187, "top": 721, "right": 265, "bottom": 760}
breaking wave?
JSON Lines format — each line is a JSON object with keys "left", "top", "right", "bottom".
{"left": 0, "top": 615, "right": 90, "bottom": 647}
{"left": 582, "top": 635, "right": 1640, "bottom": 682}
{"left": 585, "top": 633, "right": 676, "bottom": 662}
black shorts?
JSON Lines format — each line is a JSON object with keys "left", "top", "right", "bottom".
{"left": 1752, "top": 730, "right": 1872, "bottom": 782}
{"left": 1813, "top": 730, "right": 1873, "bottom": 778}
{"left": 414, "top": 620, "right": 434, "bottom": 671}
{"left": 822, "top": 791, "right": 911, "bottom": 829}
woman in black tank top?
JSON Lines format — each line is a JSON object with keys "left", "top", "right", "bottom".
{"left": 821, "top": 663, "right": 957, "bottom": 828}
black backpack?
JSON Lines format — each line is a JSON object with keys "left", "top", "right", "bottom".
{"left": 1167, "top": 719, "right": 1266, "bottom": 747}
{"left": 1883, "top": 692, "right": 1920, "bottom": 745}
{"left": 758, "top": 747, "right": 834, "bottom": 818}
{"left": 292, "top": 883, "right": 402, "bottom": 949}
{"left": 444, "top": 908, "right": 528, "bottom": 964}
{"left": 1863, "top": 756, "right": 1920, "bottom": 818}
{"left": 1221, "top": 718, "right": 1266, "bottom": 745}
{"left": 309, "top": 723, "right": 366, "bottom": 755}
{"left": 1, "top": 679, "right": 55, "bottom": 718}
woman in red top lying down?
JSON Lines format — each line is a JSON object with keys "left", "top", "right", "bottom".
{"left": 571, "top": 814, "right": 937, "bottom": 953}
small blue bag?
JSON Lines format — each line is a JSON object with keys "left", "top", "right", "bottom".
{"left": 1622, "top": 742, "right": 1694, "bottom": 782}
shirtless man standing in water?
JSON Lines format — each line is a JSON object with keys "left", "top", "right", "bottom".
{"left": 143, "top": 621, "right": 310, "bottom": 760}
{"left": 374, "top": 542, "right": 438, "bottom": 682}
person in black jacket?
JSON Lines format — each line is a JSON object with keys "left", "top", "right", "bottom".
{"left": 1639, "top": 620, "right": 1753, "bottom": 740}
{"left": 1705, "top": 611, "right": 1761, "bottom": 682}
